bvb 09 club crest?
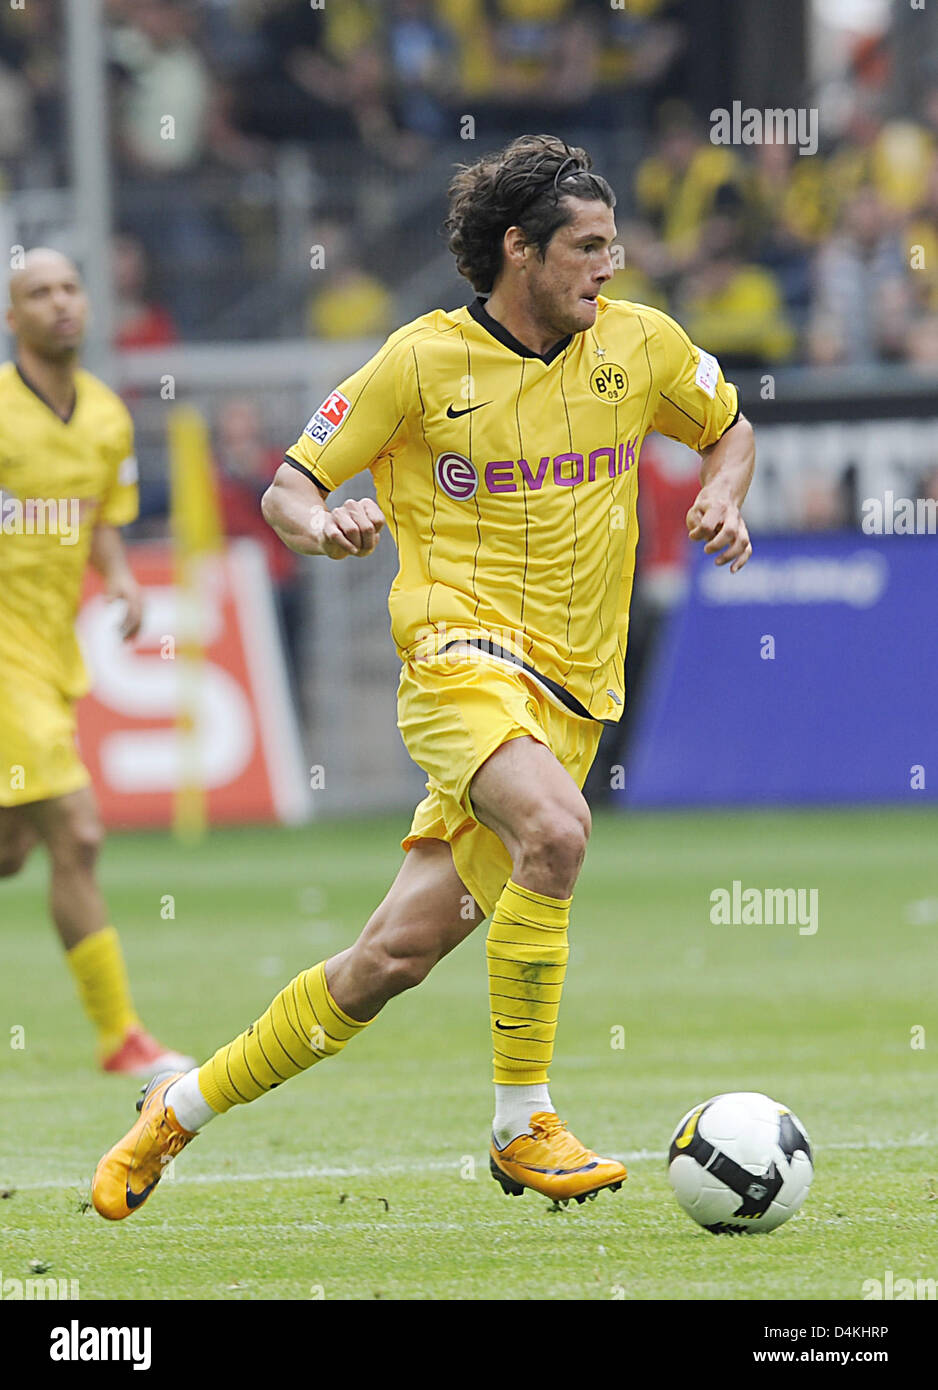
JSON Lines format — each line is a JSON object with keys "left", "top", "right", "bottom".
{"left": 589, "top": 362, "right": 628, "bottom": 403}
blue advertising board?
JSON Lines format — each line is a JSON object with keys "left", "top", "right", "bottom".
{"left": 624, "top": 533, "right": 938, "bottom": 806}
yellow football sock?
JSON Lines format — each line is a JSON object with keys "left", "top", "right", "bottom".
{"left": 66, "top": 926, "right": 140, "bottom": 1057}
{"left": 198, "top": 960, "right": 372, "bottom": 1113}
{"left": 487, "top": 880, "right": 571, "bottom": 1086}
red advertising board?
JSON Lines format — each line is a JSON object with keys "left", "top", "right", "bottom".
{"left": 76, "top": 539, "right": 310, "bottom": 828}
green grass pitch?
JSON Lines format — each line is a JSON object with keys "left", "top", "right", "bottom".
{"left": 1, "top": 807, "right": 935, "bottom": 1301}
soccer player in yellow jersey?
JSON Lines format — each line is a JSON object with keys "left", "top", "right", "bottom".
{"left": 94, "top": 136, "right": 755, "bottom": 1217}
{"left": 0, "top": 248, "right": 193, "bottom": 1078}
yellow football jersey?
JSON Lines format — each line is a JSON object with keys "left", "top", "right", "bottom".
{"left": 0, "top": 361, "right": 139, "bottom": 698}
{"left": 286, "top": 295, "right": 738, "bottom": 722}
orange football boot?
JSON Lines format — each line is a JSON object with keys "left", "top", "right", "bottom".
{"left": 490, "top": 1111, "right": 627, "bottom": 1205}
{"left": 92, "top": 1071, "right": 195, "bottom": 1221}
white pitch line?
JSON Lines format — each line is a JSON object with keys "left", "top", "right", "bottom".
{"left": 4, "top": 1136, "right": 933, "bottom": 1194}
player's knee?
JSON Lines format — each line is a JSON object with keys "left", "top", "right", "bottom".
{"left": 0, "top": 825, "right": 36, "bottom": 877}
{"left": 0, "top": 845, "right": 29, "bottom": 878}
{"left": 360, "top": 936, "right": 434, "bottom": 997}
{"left": 355, "top": 913, "right": 437, "bottom": 996}
{"left": 516, "top": 799, "right": 591, "bottom": 886}
{"left": 383, "top": 949, "right": 434, "bottom": 995}
{"left": 51, "top": 818, "right": 104, "bottom": 870}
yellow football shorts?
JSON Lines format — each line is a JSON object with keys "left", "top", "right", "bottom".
{"left": 398, "top": 647, "right": 603, "bottom": 918}
{"left": 0, "top": 666, "right": 91, "bottom": 807}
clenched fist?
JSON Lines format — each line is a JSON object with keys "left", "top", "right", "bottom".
{"left": 686, "top": 486, "right": 752, "bottom": 573}
{"left": 312, "top": 497, "right": 385, "bottom": 559}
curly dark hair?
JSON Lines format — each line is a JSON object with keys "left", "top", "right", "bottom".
{"left": 444, "top": 134, "right": 615, "bottom": 295}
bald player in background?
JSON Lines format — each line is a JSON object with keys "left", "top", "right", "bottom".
{"left": 0, "top": 248, "right": 193, "bottom": 1076}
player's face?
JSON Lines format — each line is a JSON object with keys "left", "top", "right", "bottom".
{"left": 527, "top": 198, "right": 616, "bottom": 338}
{"left": 8, "top": 262, "right": 88, "bottom": 360}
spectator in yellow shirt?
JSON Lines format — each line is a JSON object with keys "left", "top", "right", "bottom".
{"left": 680, "top": 217, "right": 796, "bottom": 368}
{"left": 634, "top": 102, "right": 742, "bottom": 271}
{"left": 306, "top": 218, "right": 393, "bottom": 341}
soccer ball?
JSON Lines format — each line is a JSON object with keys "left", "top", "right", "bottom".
{"left": 667, "top": 1091, "right": 813, "bottom": 1234}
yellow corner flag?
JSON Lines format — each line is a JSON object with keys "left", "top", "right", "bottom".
{"left": 169, "top": 405, "right": 223, "bottom": 561}
{"left": 168, "top": 406, "right": 223, "bottom": 842}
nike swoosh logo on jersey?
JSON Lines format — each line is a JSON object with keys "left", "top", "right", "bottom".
{"left": 495, "top": 1019, "right": 526, "bottom": 1031}
{"left": 446, "top": 401, "right": 492, "bottom": 418}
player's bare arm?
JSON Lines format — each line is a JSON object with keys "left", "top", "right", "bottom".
{"left": 262, "top": 462, "right": 385, "bottom": 559}
{"left": 686, "top": 412, "right": 755, "bottom": 572}
{"left": 90, "top": 523, "right": 143, "bottom": 640}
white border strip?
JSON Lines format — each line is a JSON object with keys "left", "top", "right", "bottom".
{"left": 6, "top": 1136, "right": 932, "bottom": 1193}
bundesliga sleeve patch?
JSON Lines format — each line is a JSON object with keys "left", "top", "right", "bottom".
{"left": 118, "top": 454, "right": 138, "bottom": 485}
{"left": 694, "top": 350, "right": 719, "bottom": 399}
{"left": 304, "top": 389, "right": 351, "bottom": 446}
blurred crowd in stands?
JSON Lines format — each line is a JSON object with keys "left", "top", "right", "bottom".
{"left": 1, "top": 0, "right": 937, "bottom": 369}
